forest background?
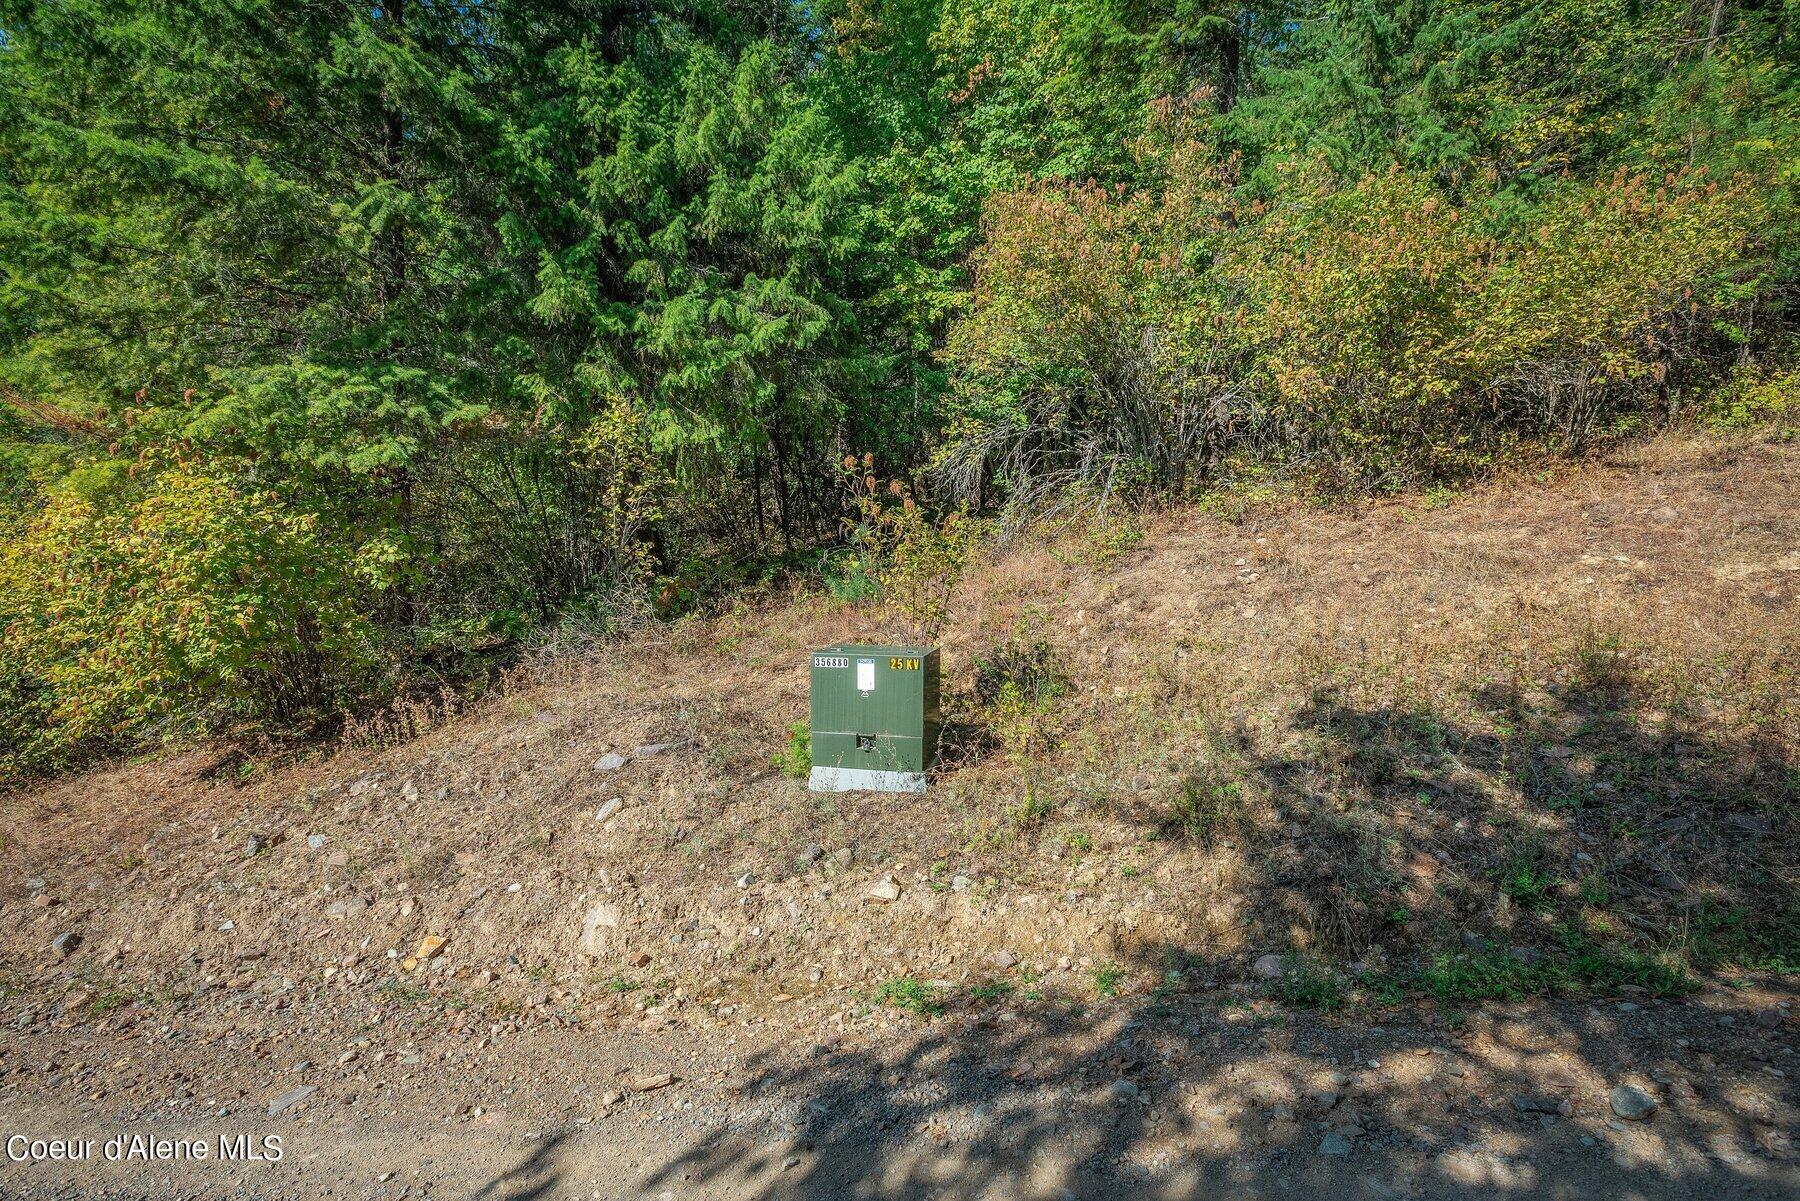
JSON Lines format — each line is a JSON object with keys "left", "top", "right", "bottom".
{"left": 1, "top": 0, "right": 1795, "bottom": 774}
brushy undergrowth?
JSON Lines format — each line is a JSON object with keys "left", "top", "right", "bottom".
{"left": 974, "top": 627, "right": 1069, "bottom": 756}
{"left": 1168, "top": 763, "right": 1254, "bottom": 845}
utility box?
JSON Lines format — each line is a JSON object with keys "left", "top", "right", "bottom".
{"left": 808, "top": 644, "right": 939, "bottom": 793}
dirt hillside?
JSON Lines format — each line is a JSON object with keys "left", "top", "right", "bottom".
{"left": 0, "top": 428, "right": 1795, "bottom": 1199}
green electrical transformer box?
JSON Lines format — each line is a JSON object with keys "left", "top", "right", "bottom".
{"left": 808, "top": 644, "right": 940, "bottom": 793}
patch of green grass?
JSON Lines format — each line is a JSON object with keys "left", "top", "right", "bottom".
{"left": 1414, "top": 954, "right": 1538, "bottom": 1003}
{"left": 1268, "top": 966, "right": 1347, "bottom": 1011}
{"left": 1052, "top": 516, "right": 1146, "bottom": 570}
{"left": 974, "top": 630, "right": 1069, "bottom": 755}
{"left": 993, "top": 790, "right": 1056, "bottom": 844}
{"left": 873, "top": 975, "right": 942, "bottom": 1016}
{"left": 1577, "top": 872, "right": 1610, "bottom": 906}
{"left": 1734, "top": 952, "right": 1798, "bottom": 975}
{"left": 600, "top": 975, "right": 640, "bottom": 994}
{"left": 1498, "top": 859, "right": 1555, "bottom": 913}
{"left": 1680, "top": 903, "right": 1800, "bottom": 975}
{"left": 1363, "top": 972, "right": 1406, "bottom": 1007}
{"left": 968, "top": 980, "right": 1014, "bottom": 1002}
{"left": 1019, "top": 965, "right": 1045, "bottom": 1003}
{"left": 1149, "top": 969, "right": 1186, "bottom": 1014}
{"left": 772, "top": 720, "right": 810, "bottom": 780}
{"left": 1413, "top": 944, "right": 1693, "bottom": 1004}
{"left": 1571, "top": 630, "right": 1634, "bottom": 697}
{"left": 78, "top": 986, "right": 141, "bottom": 1021}
{"left": 1092, "top": 963, "right": 1125, "bottom": 998}
{"left": 378, "top": 980, "right": 433, "bottom": 1006}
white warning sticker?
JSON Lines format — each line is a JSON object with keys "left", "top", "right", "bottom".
{"left": 856, "top": 659, "right": 875, "bottom": 692}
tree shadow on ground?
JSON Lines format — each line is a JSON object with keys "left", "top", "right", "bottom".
{"left": 1240, "top": 672, "right": 1798, "bottom": 979}
{"left": 470, "top": 1129, "right": 573, "bottom": 1201}
{"left": 464, "top": 666, "right": 1797, "bottom": 1201}
{"left": 627, "top": 670, "right": 1795, "bottom": 1200}
{"left": 631, "top": 972, "right": 1796, "bottom": 1200}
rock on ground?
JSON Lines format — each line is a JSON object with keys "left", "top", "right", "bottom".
{"left": 1609, "top": 1084, "right": 1659, "bottom": 1121}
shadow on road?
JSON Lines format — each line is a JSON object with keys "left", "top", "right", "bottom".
{"left": 471, "top": 1129, "right": 573, "bottom": 1201}
{"left": 481, "top": 672, "right": 1797, "bottom": 1200}
{"left": 629, "top": 978, "right": 1794, "bottom": 1200}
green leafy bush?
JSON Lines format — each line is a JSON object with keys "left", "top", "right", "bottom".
{"left": 938, "top": 109, "right": 1253, "bottom": 519}
{"left": 820, "top": 549, "right": 881, "bottom": 603}
{"left": 842, "top": 456, "right": 984, "bottom": 639}
{"left": 1697, "top": 364, "right": 1800, "bottom": 429}
{"left": 1237, "top": 164, "right": 1766, "bottom": 487}
{"left": 0, "top": 462, "right": 377, "bottom": 775}
{"left": 944, "top": 125, "right": 1771, "bottom": 499}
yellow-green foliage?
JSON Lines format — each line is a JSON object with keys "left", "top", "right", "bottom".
{"left": 946, "top": 140, "right": 1769, "bottom": 500}
{"left": 1169, "top": 765, "right": 1252, "bottom": 845}
{"left": 0, "top": 463, "right": 376, "bottom": 775}
{"left": 939, "top": 112, "right": 1250, "bottom": 508}
{"left": 1238, "top": 165, "right": 1764, "bottom": 484}
{"left": 572, "top": 397, "right": 673, "bottom": 590}
{"left": 1698, "top": 364, "right": 1800, "bottom": 428}
{"left": 843, "top": 455, "right": 984, "bottom": 640}
{"left": 772, "top": 719, "right": 811, "bottom": 779}
{"left": 974, "top": 630, "right": 1067, "bottom": 756}
{"left": 1238, "top": 167, "right": 1486, "bottom": 477}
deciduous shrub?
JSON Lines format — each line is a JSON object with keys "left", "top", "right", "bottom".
{"left": 1234, "top": 163, "right": 1766, "bottom": 488}
{"left": 1234, "top": 165, "right": 1491, "bottom": 484}
{"left": 939, "top": 107, "right": 1254, "bottom": 521}
{"left": 1697, "top": 363, "right": 1800, "bottom": 429}
{"left": 0, "top": 462, "right": 377, "bottom": 776}
{"left": 942, "top": 124, "right": 1770, "bottom": 500}
{"left": 842, "top": 455, "right": 983, "bottom": 640}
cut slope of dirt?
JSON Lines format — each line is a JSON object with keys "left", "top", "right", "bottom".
{"left": 0, "top": 429, "right": 1795, "bottom": 1199}
{"left": 6, "top": 429, "right": 1794, "bottom": 1001}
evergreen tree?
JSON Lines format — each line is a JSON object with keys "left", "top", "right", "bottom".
{"left": 0, "top": 0, "right": 1793, "bottom": 770}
